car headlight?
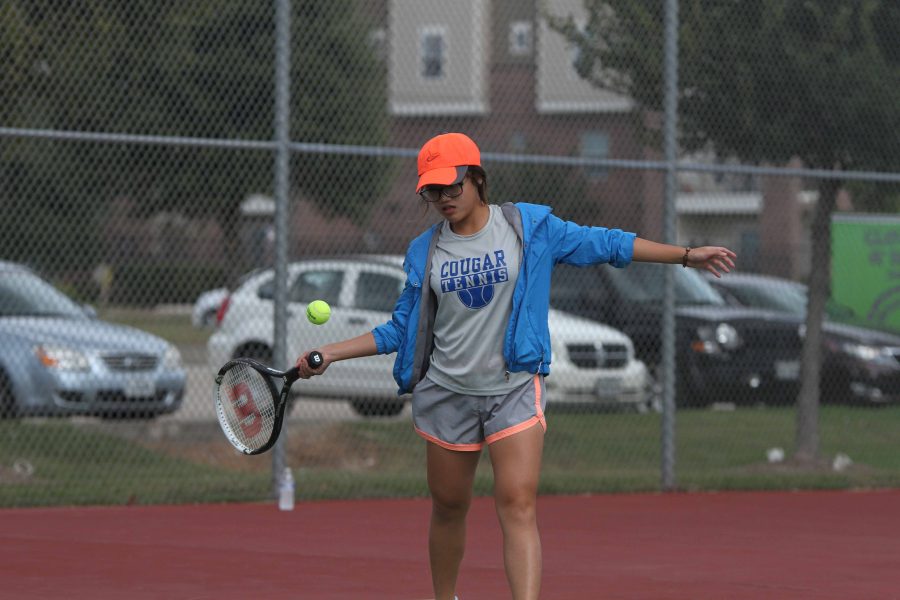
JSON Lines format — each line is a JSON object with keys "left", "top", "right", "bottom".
{"left": 841, "top": 342, "right": 893, "bottom": 365}
{"left": 163, "top": 346, "right": 183, "bottom": 370}
{"left": 693, "top": 323, "right": 741, "bottom": 354}
{"left": 34, "top": 345, "right": 90, "bottom": 371}
{"left": 715, "top": 323, "right": 741, "bottom": 350}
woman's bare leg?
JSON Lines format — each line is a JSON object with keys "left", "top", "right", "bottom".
{"left": 489, "top": 424, "right": 544, "bottom": 600}
{"left": 426, "top": 442, "right": 481, "bottom": 600}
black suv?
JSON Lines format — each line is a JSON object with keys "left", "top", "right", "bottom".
{"left": 550, "top": 262, "right": 804, "bottom": 406}
{"left": 704, "top": 272, "right": 900, "bottom": 405}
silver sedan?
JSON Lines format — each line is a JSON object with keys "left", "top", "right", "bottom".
{"left": 0, "top": 262, "right": 186, "bottom": 418}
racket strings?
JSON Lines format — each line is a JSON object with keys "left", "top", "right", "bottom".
{"left": 216, "top": 364, "right": 278, "bottom": 452}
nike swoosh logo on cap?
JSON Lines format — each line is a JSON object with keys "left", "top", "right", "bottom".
{"left": 426, "top": 152, "right": 440, "bottom": 162}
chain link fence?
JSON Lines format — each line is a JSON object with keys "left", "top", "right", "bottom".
{"left": 2, "top": 0, "right": 899, "bottom": 507}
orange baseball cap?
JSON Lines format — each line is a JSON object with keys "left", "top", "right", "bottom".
{"left": 416, "top": 133, "right": 481, "bottom": 194}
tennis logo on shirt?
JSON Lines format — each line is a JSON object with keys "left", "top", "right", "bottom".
{"left": 439, "top": 250, "right": 509, "bottom": 309}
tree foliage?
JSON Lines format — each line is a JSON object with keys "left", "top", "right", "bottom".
{"left": 0, "top": 0, "right": 391, "bottom": 276}
{"left": 551, "top": 0, "right": 900, "bottom": 461}
{"left": 552, "top": 0, "right": 900, "bottom": 170}
{"left": 490, "top": 162, "right": 589, "bottom": 223}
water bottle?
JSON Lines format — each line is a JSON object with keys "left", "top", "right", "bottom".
{"left": 278, "top": 467, "right": 295, "bottom": 511}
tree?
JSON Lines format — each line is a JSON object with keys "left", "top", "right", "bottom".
{"left": 159, "top": 0, "right": 392, "bottom": 226}
{"left": 1, "top": 0, "right": 391, "bottom": 287}
{"left": 131, "top": 0, "right": 393, "bottom": 281}
{"left": 551, "top": 0, "right": 900, "bottom": 461}
{"left": 0, "top": 0, "right": 129, "bottom": 275}
{"left": 290, "top": 0, "right": 393, "bottom": 222}
{"left": 490, "top": 161, "right": 589, "bottom": 223}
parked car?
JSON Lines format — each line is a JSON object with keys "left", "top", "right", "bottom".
{"left": 192, "top": 269, "right": 267, "bottom": 329}
{"left": 207, "top": 255, "right": 651, "bottom": 417}
{"left": 704, "top": 272, "right": 900, "bottom": 405}
{"left": 0, "top": 261, "right": 186, "bottom": 418}
{"left": 550, "top": 262, "right": 806, "bottom": 406}
{"left": 192, "top": 287, "right": 228, "bottom": 328}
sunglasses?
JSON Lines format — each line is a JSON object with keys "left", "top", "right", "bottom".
{"left": 419, "top": 181, "right": 464, "bottom": 203}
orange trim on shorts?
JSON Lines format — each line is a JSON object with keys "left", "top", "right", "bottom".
{"left": 485, "top": 374, "right": 547, "bottom": 445}
{"left": 415, "top": 427, "right": 484, "bottom": 452}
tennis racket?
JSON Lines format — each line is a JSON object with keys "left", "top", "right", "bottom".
{"left": 215, "top": 351, "right": 323, "bottom": 455}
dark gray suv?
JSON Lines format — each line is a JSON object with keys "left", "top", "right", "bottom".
{"left": 550, "top": 262, "right": 804, "bottom": 407}
{"left": 705, "top": 272, "right": 900, "bottom": 405}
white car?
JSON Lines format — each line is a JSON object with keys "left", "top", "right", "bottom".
{"left": 207, "top": 255, "right": 650, "bottom": 417}
{"left": 192, "top": 270, "right": 267, "bottom": 328}
{"left": 191, "top": 287, "right": 228, "bottom": 328}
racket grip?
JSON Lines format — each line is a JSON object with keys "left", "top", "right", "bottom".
{"left": 307, "top": 351, "right": 324, "bottom": 369}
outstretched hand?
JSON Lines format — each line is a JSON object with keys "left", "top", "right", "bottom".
{"left": 686, "top": 247, "right": 737, "bottom": 278}
{"left": 295, "top": 351, "right": 329, "bottom": 379}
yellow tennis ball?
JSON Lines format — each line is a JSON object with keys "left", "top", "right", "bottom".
{"left": 306, "top": 300, "right": 331, "bottom": 325}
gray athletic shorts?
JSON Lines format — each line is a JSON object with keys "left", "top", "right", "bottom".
{"left": 412, "top": 374, "right": 546, "bottom": 451}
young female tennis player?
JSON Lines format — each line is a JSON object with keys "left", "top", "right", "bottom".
{"left": 295, "top": 132, "right": 736, "bottom": 600}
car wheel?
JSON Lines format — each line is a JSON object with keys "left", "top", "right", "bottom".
{"left": 350, "top": 399, "right": 404, "bottom": 418}
{"left": 234, "top": 343, "right": 273, "bottom": 365}
{"left": 0, "top": 371, "right": 19, "bottom": 419}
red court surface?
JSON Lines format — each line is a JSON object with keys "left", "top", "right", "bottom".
{"left": 1, "top": 489, "right": 899, "bottom": 599}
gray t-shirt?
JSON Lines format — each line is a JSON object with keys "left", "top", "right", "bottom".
{"left": 427, "top": 205, "right": 533, "bottom": 395}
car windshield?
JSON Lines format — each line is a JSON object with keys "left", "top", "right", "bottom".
{"left": 717, "top": 280, "right": 806, "bottom": 317}
{"left": 0, "top": 272, "right": 86, "bottom": 318}
{"left": 605, "top": 263, "right": 726, "bottom": 306}
{"left": 718, "top": 280, "right": 867, "bottom": 325}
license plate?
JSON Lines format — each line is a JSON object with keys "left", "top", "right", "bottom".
{"left": 124, "top": 378, "right": 155, "bottom": 398}
{"left": 595, "top": 377, "right": 623, "bottom": 398}
{"left": 774, "top": 360, "right": 800, "bottom": 381}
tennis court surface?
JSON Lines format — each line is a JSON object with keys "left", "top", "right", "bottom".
{"left": 1, "top": 489, "right": 898, "bottom": 599}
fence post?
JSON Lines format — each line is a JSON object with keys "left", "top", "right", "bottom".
{"left": 660, "top": 0, "right": 679, "bottom": 491}
{"left": 271, "top": 0, "right": 292, "bottom": 495}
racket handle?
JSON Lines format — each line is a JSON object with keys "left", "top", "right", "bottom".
{"left": 307, "top": 351, "right": 324, "bottom": 369}
{"left": 284, "top": 366, "right": 300, "bottom": 382}
{"left": 284, "top": 352, "right": 323, "bottom": 382}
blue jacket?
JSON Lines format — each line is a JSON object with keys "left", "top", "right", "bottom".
{"left": 371, "top": 202, "right": 635, "bottom": 395}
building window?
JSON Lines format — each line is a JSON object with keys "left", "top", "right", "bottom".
{"left": 580, "top": 131, "right": 609, "bottom": 180}
{"left": 509, "top": 21, "right": 533, "bottom": 57}
{"left": 421, "top": 28, "right": 446, "bottom": 79}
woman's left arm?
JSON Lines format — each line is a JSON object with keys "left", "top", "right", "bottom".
{"left": 632, "top": 238, "right": 737, "bottom": 278}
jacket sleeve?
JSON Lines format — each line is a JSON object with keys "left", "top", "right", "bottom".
{"left": 547, "top": 213, "right": 635, "bottom": 268}
{"left": 370, "top": 262, "right": 418, "bottom": 355}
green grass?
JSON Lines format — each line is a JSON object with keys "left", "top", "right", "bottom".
{"left": 98, "top": 307, "right": 210, "bottom": 346}
{"left": 0, "top": 421, "right": 268, "bottom": 506}
{"left": 2, "top": 406, "right": 898, "bottom": 508}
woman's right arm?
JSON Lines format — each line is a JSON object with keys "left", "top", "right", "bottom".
{"left": 295, "top": 332, "right": 378, "bottom": 378}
